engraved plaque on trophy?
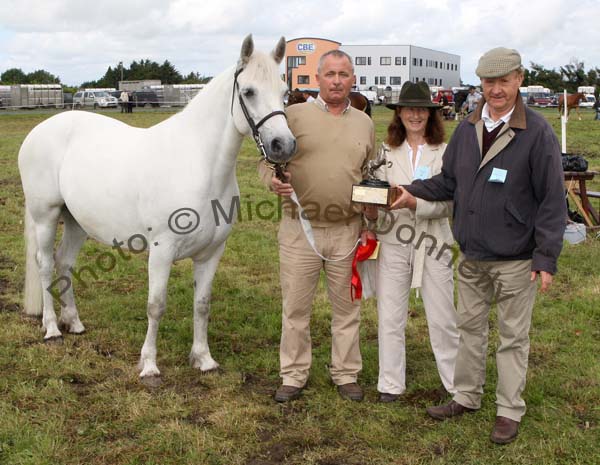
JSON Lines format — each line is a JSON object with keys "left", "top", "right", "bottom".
{"left": 352, "top": 145, "right": 397, "bottom": 206}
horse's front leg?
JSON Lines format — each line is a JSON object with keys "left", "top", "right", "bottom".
{"left": 189, "top": 243, "right": 225, "bottom": 372}
{"left": 139, "top": 248, "right": 173, "bottom": 378}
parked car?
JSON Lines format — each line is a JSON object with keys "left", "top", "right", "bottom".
{"left": 527, "top": 93, "right": 552, "bottom": 107}
{"left": 131, "top": 89, "right": 159, "bottom": 107}
{"left": 73, "top": 90, "right": 118, "bottom": 109}
{"left": 431, "top": 89, "right": 454, "bottom": 106}
{"left": 579, "top": 94, "right": 596, "bottom": 108}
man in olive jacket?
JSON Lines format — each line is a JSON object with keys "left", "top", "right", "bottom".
{"left": 395, "top": 47, "right": 566, "bottom": 444}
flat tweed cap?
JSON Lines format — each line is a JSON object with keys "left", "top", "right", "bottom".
{"left": 476, "top": 47, "right": 522, "bottom": 78}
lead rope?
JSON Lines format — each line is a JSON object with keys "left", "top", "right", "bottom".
{"left": 289, "top": 191, "right": 361, "bottom": 262}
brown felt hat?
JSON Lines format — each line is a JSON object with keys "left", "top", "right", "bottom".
{"left": 386, "top": 81, "right": 440, "bottom": 110}
{"left": 476, "top": 47, "right": 522, "bottom": 78}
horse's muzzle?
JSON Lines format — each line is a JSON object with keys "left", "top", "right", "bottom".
{"left": 266, "top": 136, "right": 296, "bottom": 163}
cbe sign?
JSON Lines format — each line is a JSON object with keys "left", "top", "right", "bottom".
{"left": 296, "top": 42, "right": 316, "bottom": 54}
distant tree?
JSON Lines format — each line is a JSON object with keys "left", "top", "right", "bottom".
{"left": 27, "top": 69, "right": 60, "bottom": 84}
{"left": 524, "top": 63, "right": 562, "bottom": 91}
{"left": 560, "top": 58, "right": 586, "bottom": 92}
{"left": 182, "top": 71, "right": 212, "bottom": 84}
{"left": 159, "top": 60, "right": 182, "bottom": 84}
{"left": 1, "top": 68, "right": 28, "bottom": 84}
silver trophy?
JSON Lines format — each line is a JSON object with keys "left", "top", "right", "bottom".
{"left": 352, "top": 145, "right": 397, "bottom": 206}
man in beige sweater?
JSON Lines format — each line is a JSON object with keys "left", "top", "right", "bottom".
{"left": 260, "top": 50, "right": 376, "bottom": 402}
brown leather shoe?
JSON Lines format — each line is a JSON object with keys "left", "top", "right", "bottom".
{"left": 337, "top": 382, "right": 364, "bottom": 401}
{"left": 490, "top": 416, "right": 519, "bottom": 444}
{"left": 378, "top": 392, "right": 400, "bottom": 403}
{"left": 274, "top": 384, "right": 304, "bottom": 403}
{"left": 426, "top": 400, "right": 477, "bottom": 420}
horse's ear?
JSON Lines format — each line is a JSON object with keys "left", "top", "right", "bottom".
{"left": 239, "top": 34, "right": 254, "bottom": 66}
{"left": 272, "top": 37, "right": 286, "bottom": 64}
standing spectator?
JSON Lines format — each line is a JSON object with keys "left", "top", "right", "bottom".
{"left": 259, "top": 50, "right": 376, "bottom": 403}
{"left": 396, "top": 47, "right": 566, "bottom": 444}
{"left": 364, "top": 81, "right": 459, "bottom": 403}
{"left": 127, "top": 92, "right": 134, "bottom": 113}
{"left": 463, "top": 86, "right": 482, "bottom": 114}
{"left": 120, "top": 90, "right": 128, "bottom": 114}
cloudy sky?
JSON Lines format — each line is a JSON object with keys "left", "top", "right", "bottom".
{"left": 0, "top": 0, "right": 598, "bottom": 87}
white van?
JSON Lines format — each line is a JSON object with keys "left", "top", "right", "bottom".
{"left": 73, "top": 90, "right": 118, "bottom": 109}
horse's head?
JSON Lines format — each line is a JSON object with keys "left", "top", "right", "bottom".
{"left": 232, "top": 35, "right": 296, "bottom": 165}
{"left": 287, "top": 90, "right": 306, "bottom": 106}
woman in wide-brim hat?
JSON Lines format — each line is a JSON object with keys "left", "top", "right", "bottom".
{"left": 366, "top": 80, "right": 459, "bottom": 402}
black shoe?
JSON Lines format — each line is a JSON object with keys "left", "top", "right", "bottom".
{"left": 274, "top": 384, "right": 304, "bottom": 402}
{"left": 378, "top": 392, "right": 400, "bottom": 403}
{"left": 426, "top": 400, "right": 477, "bottom": 420}
{"left": 337, "top": 382, "right": 364, "bottom": 401}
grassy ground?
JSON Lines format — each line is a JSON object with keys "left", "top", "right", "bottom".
{"left": 0, "top": 105, "right": 599, "bottom": 465}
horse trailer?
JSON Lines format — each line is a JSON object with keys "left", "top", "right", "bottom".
{"left": 9, "top": 84, "right": 64, "bottom": 109}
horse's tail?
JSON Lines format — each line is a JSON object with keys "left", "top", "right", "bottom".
{"left": 364, "top": 97, "right": 372, "bottom": 117}
{"left": 23, "top": 204, "right": 42, "bottom": 316}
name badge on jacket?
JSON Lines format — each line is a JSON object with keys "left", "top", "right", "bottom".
{"left": 414, "top": 165, "right": 431, "bottom": 180}
{"left": 489, "top": 168, "right": 508, "bottom": 183}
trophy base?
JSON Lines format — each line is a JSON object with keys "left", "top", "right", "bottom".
{"left": 352, "top": 180, "right": 397, "bottom": 206}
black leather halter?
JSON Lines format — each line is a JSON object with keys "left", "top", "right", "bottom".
{"left": 231, "top": 67, "right": 287, "bottom": 178}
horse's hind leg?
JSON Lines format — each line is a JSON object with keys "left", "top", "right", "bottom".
{"left": 30, "top": 205, "right": 63, "bottom": 340}
{"left": 55, "top": 208, "right": 88, "bottom": 334}
{"left": 189, "top": 243, "right": 225, "bottom": 372}
{"left": 139, "top": 248, "right": 173, "bottom": 378}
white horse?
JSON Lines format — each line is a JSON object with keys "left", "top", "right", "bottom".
{"left": 19, "top": 35, "right": 296, "bottom": 379}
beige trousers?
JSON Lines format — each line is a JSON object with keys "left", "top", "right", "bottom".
{"left": 376, "top": 242, "right": 458, "bottom": 395}
{"left": 278, "top": 216, "right": 362, "bottom": 387}
{"left": 453, "top": 255, "right": 537, "bottom": 422}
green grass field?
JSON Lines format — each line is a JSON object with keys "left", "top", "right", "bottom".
{"left": 0, "top": 106, "right": 599, "bottom": 465}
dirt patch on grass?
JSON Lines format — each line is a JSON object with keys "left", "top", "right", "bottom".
{"left": 401, "top": 386, "right": 449, "bottom": 407}
{"left": 240, "top": 372, "right": 276, "bottom": 397}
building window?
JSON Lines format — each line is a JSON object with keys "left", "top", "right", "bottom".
{"left": 403, "top": 57, "right": 406, "bottom": 66}
{"left": 379, "top": 76, "right": 386, "bottom": 85}
{"left": 374, "top": 76, "right": 379, "bottom": 85}
{"left": 380, "top": 56, "right": 391, "bottom": 65}
{"left": 415, "top": 77, "right": 419, "bottom": 82}
{"left": 390, "top": 76, "right": 401, "bottom": 85}
{"left": 287, "top": 56, "right": 306, "bottom": 68}
{"left": 413, "top": 58, "right": 417, "bottom": 66}
{"left": 435, "top": 78, "right": 438, "bottom": 85}
{"left": 419, "top": 59, "right": 423, "bottom": 67}
{"left": 360, "top": 76, "right": 366, "bottom": 85}
{"left": 395, "top": 57, "right": 402, "bottom": 65}
{"left": 435, "top": 61, "right": 438, "bottom": 69}
{"left": 298, "top": 75, "right": 310, "bottom": 84}
{"left": 355, "top": 57, "right": 367, "bottom": 65}
{"left": 440, "top": 79, "right": 443, "bottom": 86}
{"left": 368, "top": 57, "right": 372, "bottom": 65}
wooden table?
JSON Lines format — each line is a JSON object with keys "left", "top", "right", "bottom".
{"left": 564, "top": 171, "right": 600, "bottom": 226}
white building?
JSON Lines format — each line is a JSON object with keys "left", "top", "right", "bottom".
{"left": 339, "top": 44, "right": 461, "bottom": 90}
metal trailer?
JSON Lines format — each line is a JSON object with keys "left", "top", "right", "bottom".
{"left": 0, "top": 85, "right": 11, "bottom": 108}
{"left": 157, "top": 84, "right": 205, "bottom": 107}
{"left": 9, "top": 84, "right": 64, "bottom": 109}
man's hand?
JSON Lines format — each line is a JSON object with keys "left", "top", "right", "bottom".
{"left": 388, "top": 186, "right": 417, "bottom": 210}
{"left": 271, "top": 171, "right": 293, "bottom": 197}
{"left": 363, "top": 204, "right": 378, "bottom": 220}
{"left": 361, "top": 229, "right": 376, "bottom": 246}
{"left": 531, "top": 270, "right": 553, "bottom": 292}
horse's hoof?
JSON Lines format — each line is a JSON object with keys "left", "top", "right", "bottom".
{"left": 44, "top": 335, "right": 64, "bottom": 345}
{"left": 141, "top": 375, "right": 162, "bottom": 388}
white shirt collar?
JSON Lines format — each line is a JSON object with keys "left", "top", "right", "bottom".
{"left": 481, "top": 103, "right": 515, "bottom": 131}
{"left": 315, "top": 94, "right": 351, "bottom": 114}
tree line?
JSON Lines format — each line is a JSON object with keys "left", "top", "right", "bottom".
{"left": 1, "top": 58, "right": 599, "bottom": 94}
{"left": 523, "top": 59, "right": 599, "bottom": 93}
{"left": 0, "top": 59, "right": 212, "bottom": 90}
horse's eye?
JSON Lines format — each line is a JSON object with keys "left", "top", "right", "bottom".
{"left": 243, "top": 88, "right": 255, "bottom": 98}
